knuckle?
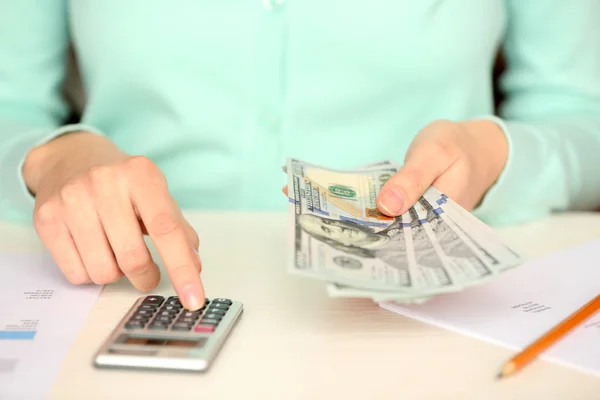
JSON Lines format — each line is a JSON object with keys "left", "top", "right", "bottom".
{"left": 170, "top": 262, "right": 194, "bottom": 275}
{"left": 434, "top": 135, "right": 459, "bottom": 163}
{"left": 117, "top": 247, "right": 152, "bottom": 274}
{"left": 65, "top": 270, "right": 91, "bottom": 285}
{"left": 87, "top": 165, "right": 119, "bottom": 197}
{"left": 59, "top": 180, "right": 89, "bottom": 204}
{"left": 123, "top": 155, "right": 160, "bottom": 178}
{"left": 137, "top": 284, "right": 156, "bottom": 293}
{"left": 85, "top": 259, "right": 122, "bottom": 284}
{"left": 87, "top": 165, "right": 115, "bottom": 184}
{"left": 148, "top": 212, "right": 181, "bottom": 237}
{"left": 431, "top": 119, "right": 455, "bottom": 130}
{"left": 432, "top": 122, "right": 464, "bottom": 158}
{"left": 34, "top": 199, "right": 59, "bottom": 230}
{"left": 91, "top": 268, "right": 122, "bottom": 285}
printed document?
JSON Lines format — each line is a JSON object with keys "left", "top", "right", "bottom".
{"left": 381, "top": 238, "right": 600, "bottom": 376}
{"left": 0, "top": 252, "right": 102, "bottom": 399}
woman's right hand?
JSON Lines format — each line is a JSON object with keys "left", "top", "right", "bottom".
{"left": 23, "top": 131, "right": 206, "bottom": 310}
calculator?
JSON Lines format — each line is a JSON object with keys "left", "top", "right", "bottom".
{"left": 93, "top": 295, "right": 243, "bottom": 372}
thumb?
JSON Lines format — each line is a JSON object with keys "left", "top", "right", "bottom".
{"left": 377, "top": 142, "right": 452, "bottom": 216}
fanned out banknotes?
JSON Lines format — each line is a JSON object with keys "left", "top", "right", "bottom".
{"left": 285, "top": 158, "right": 524, "bottom": 304}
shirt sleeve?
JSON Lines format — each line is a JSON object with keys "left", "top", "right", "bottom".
{"left": 472, "top": 0, "right": 600, "bottom": 226}
{"left": 0, "top": 1, "right": 104, "bottom": 223}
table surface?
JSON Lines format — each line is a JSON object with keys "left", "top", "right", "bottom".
{"left": 2, "top": 211, "right": 600, "bottom": 400}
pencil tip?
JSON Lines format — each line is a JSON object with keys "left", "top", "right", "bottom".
{"left": 497, "top": 361, "right": 516, "bottom": 379}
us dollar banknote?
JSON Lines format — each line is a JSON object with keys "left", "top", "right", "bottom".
{"left": 287, "top": 157, "right": 398, "bottom": 222}
{"left": 286, "top": 158, "right": 523, "bottom": 302}
{"left": 415, "top": 196, "right": 495, "bottom": 284}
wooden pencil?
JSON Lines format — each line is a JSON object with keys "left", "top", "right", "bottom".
{"left": 498, "top": 294, "right": 600, "bottom": 379}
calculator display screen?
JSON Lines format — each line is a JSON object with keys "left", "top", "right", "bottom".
{"left": 122, "top": 336, "right": 207, "bottom": 348}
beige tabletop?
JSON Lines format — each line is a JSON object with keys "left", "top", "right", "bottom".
{"left": 3, "top": 211, "right": 600, "bottom": 400}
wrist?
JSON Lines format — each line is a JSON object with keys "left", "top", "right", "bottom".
{"left": 23, "top": 131, "right": 123, "bottom": 195}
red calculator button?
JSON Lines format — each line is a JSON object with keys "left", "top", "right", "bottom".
{"left": 194, "top": 324, "right": 215, "bottom": 333}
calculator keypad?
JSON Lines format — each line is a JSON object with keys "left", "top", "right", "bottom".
{"left": 124, "top": 296, "right": 233, "bottom": 333}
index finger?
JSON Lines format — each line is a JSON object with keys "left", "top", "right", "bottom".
{"left": 128, "top": 164, "right": 205, "bottom": 310}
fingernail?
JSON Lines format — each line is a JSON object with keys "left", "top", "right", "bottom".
{"left": 181, "top": 283, "right": 203, "bottom": 310}
{"left": 379, "top": 188, "right": 405, "bottom": 215}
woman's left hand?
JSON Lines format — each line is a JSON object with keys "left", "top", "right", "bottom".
{"left": 376, "top": 119, "right": 509, "bottom": 216}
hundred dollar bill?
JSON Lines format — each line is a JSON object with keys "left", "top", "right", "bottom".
{"left": 287, "top": 158, "right": 398, "bottom": 224}
{"left": 287, "top": 159, "right": 423, "bottom": 291}
{"left": 415, "top": 196, "right": 495, "bottom": 284}
{"left": 289, "top": 209, "right": 417, "bottom": 291}
{"left": 421, "top": 187, "right": 523, "bottom": 271}
{"left": 405, "top": 205, "right": 458, "bottom": 290}
{"left": 325, "top": 283, "right": 433, "bottom": 304}
{"left": 321, "top": 196, "right": 508, "bottom": 301}
{"left": 346, "top": 157, "right": 515, "bottom": 271}
{"left": 286, "top": 158, "right": 523, "bottom": 301}
{"left": 353, "top": 157, "right": 496, "bottom": 281}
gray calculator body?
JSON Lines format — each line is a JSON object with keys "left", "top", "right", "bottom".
{"left": 94, "top": 295, "right": 243, "bottom": 372}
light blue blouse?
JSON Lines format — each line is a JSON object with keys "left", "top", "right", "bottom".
{"left": 1, "top": 0, "right": 599, "bottom": 225}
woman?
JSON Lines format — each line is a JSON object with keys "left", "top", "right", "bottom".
{"left": 0, "top": 1, "right": 598, "bottom": 310}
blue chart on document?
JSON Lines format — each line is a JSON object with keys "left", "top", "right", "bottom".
{"left": 0, "top": 252, "right": 102, "bottom": 398}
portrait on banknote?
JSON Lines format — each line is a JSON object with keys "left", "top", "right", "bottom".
{"left": 297, "top": 214, "right": 409, "bottom": 270}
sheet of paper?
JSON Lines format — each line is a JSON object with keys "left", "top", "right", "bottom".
{"left": 380, "top": 238, "right": 600, "bottom": 377}
{"left": 0, "top": 252, "right": 102, "bottom": 399}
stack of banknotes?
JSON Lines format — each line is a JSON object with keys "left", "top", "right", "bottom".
{"left": 285, "top": 158, "right": 524, "bottom": 304}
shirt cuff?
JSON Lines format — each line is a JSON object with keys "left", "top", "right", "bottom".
{"left": 469, "top": 116, "right": 562, "bottom": 226}
{"left": 0, "top": 123, "right": 106, "bottom": 222}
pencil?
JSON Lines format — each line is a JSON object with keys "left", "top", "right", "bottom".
{"left": 498, "top": 294, "right": 600, "bottom": 379}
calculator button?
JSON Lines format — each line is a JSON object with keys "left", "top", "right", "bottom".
{"left": 204, "top": 313, "right": 223, "bottom": 320}
{"left": 142, "top": 296, "right": 164, "bottom": 306}
{"left": 205, "top": 308, "right": 226, "bottom": 316}
{"left": 200, "top": 318, "right": 220, "bottom": 325}
{"left": 157, "top": 310, "right": 178, "bottom": 318}
{"left": 148, "top": 322, "right": 170, "bottom": 330}
{"left": 154, "top": 315, "right": 174, "bottom": 323}
{"left": 180, "top": 311, "right": 201, "bottom": 319}
{"left": 212, "top": 298, "right": 232, "bottom": 306}
{"left": 132, "top": 314, "right": 152, "bottom": 322}
{"left": 160, "top": 305, "right": 181, "bottom": 312}
{"left": 176, "top": 317, "right": 197, "bottom": 325}
{"left": 177, "top": 312, "right": 198, "bottom": 319}
{"left": 130, "top": 314, "right": 150, "bottom": 322}
{"left": 208, "top": 303, "right": 229, "bottom": 311}
{"left": 125, "top": 321, "right": 146, "bottom": 329}
{"left": 171, "top": 322, "right": 193, "bottom": 331}
{"left": 166, "top": 296, "right": 182, "bottom": 305}
{"left": 134, "top": 309, "right": 154, "bottom": 317}
{"left": 138, "top": 304, "right": 159, "bottom": 310}
{"left": 194, "top": 324, "right": 215, "bottom": 333}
